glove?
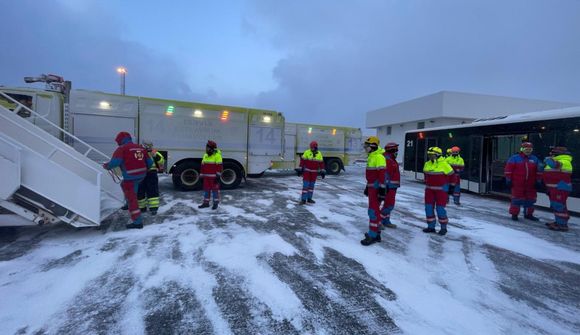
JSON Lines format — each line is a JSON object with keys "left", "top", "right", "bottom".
{"left": 215, "top": 174, "right": 221, "bottom": 185}
{"left": 320, "top": 169, "right": 326, "bottom": 179}
{"left": 545, "top": 189, "right": 550, "bottom": 196}
{"left": 295, "top": 168, "right": 303, "bottom": 177}
{"left": 506, "top": 180, "right": 512, "bottom": 189}
{"left": 378, "top": 187, "right": 386, "bottom": 197}
{"left": 102, "top": 163, "right": 109, "bottom": 169}
{"left": 535, "top": 180, "right": 543, "bottom": 189}
{"left": 363, "top": 186, "right": 368, "bottom": 196}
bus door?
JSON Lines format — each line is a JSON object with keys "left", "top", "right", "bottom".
{"left": 467, "top": 135, "right": 484, "bottom": 193}
{"left": 490, "top": 135, "right": 517, "bottom": 195}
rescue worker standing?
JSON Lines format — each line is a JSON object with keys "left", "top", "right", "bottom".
{"left": 380, "top": 143, "right": 400, "bottom": 229}
{"left": 361, "top": 136, "right": 386, "bottom": 246}
{"left": 543, "top": 146, "right": 573, "bottom": 231}
{"left": 199, "top": 140, "right": 222, "bottom": 210}
{"left": 505, "top": 142, "right": 542, "bottom": 221}
{"left": 445, "top": 146, "right": 465, "bottom": 205}
{"left": 423, "top": 147, "right": 454, "bottom": 235}
{"left": 296, "top": 141, "right": 325, "bottom": 205}
{"left": 102, "top": 132, "right": 152, "bottom": 229}
{"left": 138, "top": 141, "right": 165, "bottom": 215}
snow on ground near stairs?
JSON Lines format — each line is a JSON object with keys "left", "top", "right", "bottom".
{"left": 0, "top": 166, "right": 578, "bottom": 335}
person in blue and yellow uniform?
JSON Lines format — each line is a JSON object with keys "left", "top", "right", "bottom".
{"left": 361, "top": 136, "right": 386, "bottom": 246}
{"left": 445, "top": 146, "right": 465, "bottom": 205}
{"left": 423, "top": 147, "right": 454, "bottom": 235}
{"left": 199, "top": 140, "right": 223, "bottom": 210}
{"left": 137, "top": 141, "right": 165, "bottom": 215}
{"left": 296, "top": 141, "right": 326, "bottom": 204}
{"left": 543, "top": 146, "right": 573, "bottom": 231}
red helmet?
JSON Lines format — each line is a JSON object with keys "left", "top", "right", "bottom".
{"left": 520, "top": 142, "right": 533, "bottom": 150}
{"left": 384, "top": 142, "right": 399, "bottom": 152}
{"left": 115, "top": 131, "right": 132, "bottom": 145}
{"left": 451, "top": 146, "right": 460, "bottom": 153}
{"left": 310, "top": 141, "right": 318, "bottom": 149}
{"left": 206, "top": 140, "right": 217, "bottom": 149}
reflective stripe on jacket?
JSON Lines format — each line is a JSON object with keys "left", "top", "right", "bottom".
{"left": 543, "top": 154, "right": 573, "bottom": 191}
{"left": 423, "top": 157, "right": 454, "bottom": 187}
{"left": 201, "top": 150, "right": 223, "bottom": 177}
{"left": 366, "top": 148, "right": 386, "bottom": 188}
{"left": 300, "top": 149, "right": 325, "bottom": 172}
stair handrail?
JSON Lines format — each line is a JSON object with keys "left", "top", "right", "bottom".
{"left": 0, "top": 90, "right": 111, "bottom": 162}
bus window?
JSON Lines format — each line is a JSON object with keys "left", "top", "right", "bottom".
{"left": 490, "top": 136, "right": 514, "bottom": 194}
{"left": 528, "top": 132, "right": 555, "bottom": 160}
{"left": 468, "top": 136, "right": 482, "bottom": 185}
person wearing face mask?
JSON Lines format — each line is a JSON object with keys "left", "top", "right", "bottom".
{"left": 361, "top": 136, "right": 386, "bottom": 246}
{"left": 199, "top": 140, "right": 223, "bottom": 210}
{"left": 504, "top": 142, "right": 543, "bottom": 221}
{"left": 423, "top": 147, "right": 454, "bottom": 236}
{"left": 543, "top": 146, "right": 573, "bottom": 231}
{"left": 445, "top": 146, "right": 465, "bottom": 205}
{"left": 380, "top": 142, "right": 400, "bottom": 229}
{"left": 296, "top": 141, "right": 326, "bottom": 205}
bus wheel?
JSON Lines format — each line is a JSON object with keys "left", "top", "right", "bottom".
{"left": 326, "top": 158, "right": 342, "bottom": 175}
{"left": 173, "top": 161, "right": 202, "bottom": 190}
{"left": 220, "top": 162, "right": 243, "bottom": 190}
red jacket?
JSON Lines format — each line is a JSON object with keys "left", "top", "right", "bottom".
{"left": 505, "top": 153, "right": 542, "bottom": 187}
{"left": 383, "top": 153, "right": 400, "bottom": 188}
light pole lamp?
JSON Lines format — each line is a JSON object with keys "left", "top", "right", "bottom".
{"left": 117, "top": 67, "right": 127, "bottom": 95}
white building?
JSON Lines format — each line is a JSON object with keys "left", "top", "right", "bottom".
{"left": 366, "top": 91, "right": 578, "bottom": 161}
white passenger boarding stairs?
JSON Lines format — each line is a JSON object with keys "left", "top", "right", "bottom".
{"left": 0, "top": 92, "right": 124, "bottom": 227}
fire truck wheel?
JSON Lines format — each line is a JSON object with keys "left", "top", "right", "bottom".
{"left": 326, "top": 158, "right": 342, "bottom": 175}
{"left": 220, "top": 162, "right": 243, "bottom": 189}
{"left": 173, "top": 161, "right": 202, "bottom": 190}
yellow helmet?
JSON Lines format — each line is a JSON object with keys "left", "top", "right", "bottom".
{"left": 364, "top": 136, "right": 380, "bottom": 146}
{"left": 428, "top": 146, "right": 442, "bottom": 156}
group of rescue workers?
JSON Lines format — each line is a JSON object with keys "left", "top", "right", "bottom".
{"left": 101, "top": 131, "right": 573, "bottom": 242}
{"left": 102, "top": 132, "right": 223, "bottom": 229}
{"left": 358, "top": 136, "right": 574, "bottom": 246}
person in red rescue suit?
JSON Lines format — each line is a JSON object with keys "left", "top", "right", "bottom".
{"left": 361, "top": 136, "right": 386, "bottom": 246}
{"left": 199, "top": 140, "right": 223, "bottom": 210}
{"left": 423, "top": 147, "right": 454, "bottom": 236}
{"left": 504, "top": 142, "right": 543, "bottom": 221}
{"left": 296, "top": 141, "right": 326, "bottom": 205}
{"left": 137, "top": 141, "right": 165, "bottom": 215}
{"left": 543, "top": 146, "right": 573, "bottom": 231}
{"left": 102, "top": 132, "right": 152, "bottom": 229}
{"left": 380, "top": 142, "right": 400, "bottom": 229}
{"left": 445, "top": 146, "right": 465, "bottom": 205}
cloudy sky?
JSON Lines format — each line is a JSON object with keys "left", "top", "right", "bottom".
{"left": 1, "top": 0, "right": 579, "bottom": 128}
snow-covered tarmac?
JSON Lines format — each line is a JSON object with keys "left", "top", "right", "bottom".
{"left": 1, "top": 166, "right": 578, "bottom": 335}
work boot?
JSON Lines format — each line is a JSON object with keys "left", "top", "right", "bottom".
{"left": 511, "top": 215, "right": 518, "bottom": 221}
{"left": 198, "top": 202, "right": 210, "bottom": 209}
{"left": 381, "top": 223, "right": 397, "bottom": 229}
{"left": 126, "top": 217, "right": 143, "bottom": 229}
{"left": 360, "top": 232, "right": 381, "bottom": 246}
{"left": 212, "top": 202, "right": 219, "bottom": 210}
{"left": 307, "top": 199, "right": 316, "bottom": 204}
{"left": 423, "top": 227, "right": 436, "bottom": 233}
{"left": 299, "top": 200, "right": 307, "bottom": 205}
{"left": 524, "top": 215, "right": 540, "bottom": 222}
{"left": 438, "top": 224, "right": 448, "bottom": 236}
{"left": 121, "top": 204, "right": 128, "bottom": 210}
{"left": 454, "top": 201, "right": 461, "bottom": 206}
{"left": 547, "top": 222, "right": 569, "bottom": 232}
{"left": 149, "top": 209, "right": 158, "bottom": 216}
{"left": 140, "top": 207, "right": 147, "bottom": 213}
